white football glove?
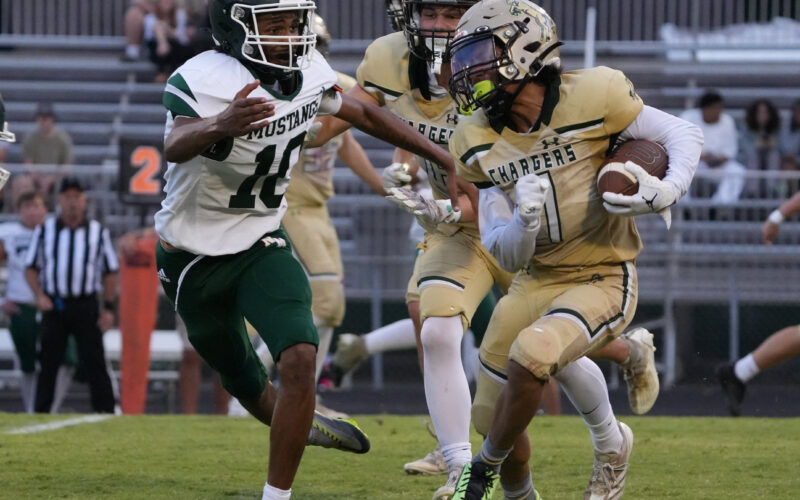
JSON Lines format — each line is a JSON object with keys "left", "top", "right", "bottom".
{"left": 386, "top": 187, "right": 461, "bottom": 233}
{"left": 303, "top": 121, "right": 323, "bottom": 148}
{"left": 602, "top": 161, "right": 676, "bottom": 229}
{"left": 515, "top": 174, "right": 551, "bottom": 227}
{"left": 0, "top": 167, "right": 9, "bottom": 191}
{"left": 381, "top": 162, "right": 413, "bottom": 191}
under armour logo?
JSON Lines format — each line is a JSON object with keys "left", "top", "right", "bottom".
{"left": 541, "top": 137, "right": 560, "bottom": 149}
{"left": 157, "top": 269, "right": 171, "bottom": 283}
{"left": 643, "top": 193, "right": 658, "bottom": 211}
{"left": 446, "top": 114, "right": 459, "bottom": 125}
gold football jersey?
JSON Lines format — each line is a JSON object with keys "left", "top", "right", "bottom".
{"left": 357, "top": 32, "right": 472, "bottom": 235}
{"left": 286, "top": 72, "right": 357, "bottom": 208}
{"left": 452, "top": 66, "right": 644, "bottom": 268}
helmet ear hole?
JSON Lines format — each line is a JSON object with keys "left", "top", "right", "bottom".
{"left": 524, "top": 42, "right": 540, "bottom": 53}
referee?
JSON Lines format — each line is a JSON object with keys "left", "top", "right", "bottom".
{"left": 25, "top": 178, "right": 119, "bottom": 413}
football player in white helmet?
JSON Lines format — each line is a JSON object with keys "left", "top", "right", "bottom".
{"left": 155, "top": 2, "right": 468, "bottom": 499}
{"left": 447, "top": 1, "right": 702, "bottom": 499}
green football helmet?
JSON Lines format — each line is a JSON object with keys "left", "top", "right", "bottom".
{"left": 209, "top": 0, "right": 317, "bottom": 75}
{"left": 0, "top": 92, "right": 15, "bottom": 143}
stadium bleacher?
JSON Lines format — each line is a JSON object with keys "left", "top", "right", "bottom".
{"left": 1, "top": 0, "right": 799, "bottom": 404}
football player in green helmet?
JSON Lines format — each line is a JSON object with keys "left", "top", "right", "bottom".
{"left": 158, "top": 1, "right": 469, "bottom": 499}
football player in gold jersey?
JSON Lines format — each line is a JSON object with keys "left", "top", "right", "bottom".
{"left": 448, "top": 1, "right": 703, "bottom": 499}
{"left": 312, "top": 2, "right": 510, "bottom": 498}
{"left": 282, "top": 15, "right": 386, "bottom": 413}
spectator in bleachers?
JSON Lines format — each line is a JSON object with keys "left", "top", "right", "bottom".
{"left": 185, "top": 0, "right": 213, "bottom": 57}
{"left": 13, "top": 103, "right": 74, "bottom": 207}
{"left": 122, "top": 0, "right": 156, "bottom": 62}
{"left": 780, "top": 99, "right": 800, "bottom": 165}
{"left": 739, "top": 98, "right": 782, "bottom": 197}
{"left": 681, "top": 91, "right": 746, "bottom": 203}
{"left": 22, "top": 103, "right": 73, "bottom": 167}
{"left": 143, "top": 0, "right": 193, "bottom": 83}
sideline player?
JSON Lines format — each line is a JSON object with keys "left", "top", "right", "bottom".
{"left": 155, "top": 1, "right": 471, "bottom": 499}
{"left": 0, "top": 192, "right": 48, "bottom": 412}
{"left": 716, "top": 190, "right": 800, "bottom": 416}
{"left": 447, "top": 1, "right": 702, "bottom": 498}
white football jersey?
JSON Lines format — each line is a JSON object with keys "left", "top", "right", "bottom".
{"left": 155, "top": 50, "right": 339, "bottom": 256}
{"left": 0, "top": 222, "right": 36, "bottom": 304}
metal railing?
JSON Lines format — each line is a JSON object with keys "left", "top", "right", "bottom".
{"left": 3, "top": 165, "right": 799, "bottom": 388}
{"left": 2, "top": 0, "right": 799, "bottom": 40}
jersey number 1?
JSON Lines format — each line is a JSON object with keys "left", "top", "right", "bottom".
{"left": 228, "top": 131, "right": 307, "bottom": 209}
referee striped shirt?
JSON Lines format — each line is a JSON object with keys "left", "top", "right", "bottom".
{"left": 25, "top": 216, "right": 119, "bottom": 298}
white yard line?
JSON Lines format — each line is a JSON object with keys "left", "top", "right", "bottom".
{"left": 4, "top": 415, "right": 115, "bottom": 435}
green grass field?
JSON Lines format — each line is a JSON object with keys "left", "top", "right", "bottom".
{"left": 1, "top": 413, "right": 799, "bottom": 499}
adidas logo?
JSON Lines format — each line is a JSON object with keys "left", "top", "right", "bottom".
{"left": 157, "top": 269, "right": 171, "bottom": 283}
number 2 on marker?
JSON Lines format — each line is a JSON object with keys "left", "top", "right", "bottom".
{"left": 129, "top": 146, "right": 162, "bottom": 195}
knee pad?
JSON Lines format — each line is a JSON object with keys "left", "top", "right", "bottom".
{"left": 509, "top": 317, "right": 572, "bottom": 381}
{"left": 309, "top": 280, "right": 345, "bottom": 327}
{"left": 420, "top": 316, "right": 464, "bottom": 357}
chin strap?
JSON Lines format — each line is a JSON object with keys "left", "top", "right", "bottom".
{"left": 486, "top": 72, "right": 534, "bottom": 128}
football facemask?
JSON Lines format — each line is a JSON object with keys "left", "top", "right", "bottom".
{"left": 228, "top": 1, "right": 317, "bottom": 72}
{"left": 386, "top": 0, "right": 404, "bottom": 31}
{"left": 448, "top": 31, "right": 517, "bottom": 116}
{"left": 402, "top": 0, "right": 477, "bottom": 74}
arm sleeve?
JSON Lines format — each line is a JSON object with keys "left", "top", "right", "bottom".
{"left": 24, "top": 224, "right": 43, "bottom": 270}
{"left": 620, "top": 105, "right": 704, "bottom": 201}
{"left": 100, "top": 228, "right": 119, "bottom": 274}
{"left": 318, "top": 85, "right": 343, "bottom": 116}
{"left": 479, "top": 187, "right": 539, "bottom": 273}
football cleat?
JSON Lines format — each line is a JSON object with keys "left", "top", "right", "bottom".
{"left": 404, "top": 422, "right": 448, "bottom": 475}
{"left": 583, "top": 422, "right": 633, "bottom": 500}
{"left": 620, "top": 328, "right": 659, "bottom": 415}
{"left": 452, "top": 460, "right": 499, "bottom": 500}
{"left": 405, "top": 444, "right": 448, "bottom": 475}
{"left": 332, "top": 333, "right": 369, "bottom": 376}
{"left": 306, "top": 410, "right": 370, "bottom": 454}
{"left": 315, "top": 394, "right": 350, "bottom": 420}
{"left": 433, "top": 465, "right": 465, "bottom": 500}
{"left": 716, "top": 363, "right": 746, "bottom": 417}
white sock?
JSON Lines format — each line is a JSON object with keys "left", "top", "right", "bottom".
{"left": 553, "top": 357, "right": 622, "bottom": 454}
{"left": 255, "top": 340, "right": 275, "bottom": 375}
{"left": 421, "top": 316, "right": 472, "bottom": 469}
{"left": 125, "top": 45, "right": 140, "bottom": 59}
{"left": 363, "top": 318, "right": 417, "bottom": 355}
{"left": 314, "top": 317, "right": 334, "bottom": 383}
{"left": 20, "top": 372, "right": 37, "bottom": 414}
{"left": 734, "top": 353, "right": 760, "bottom": 383}
{"left": 51, "top": 366, "right": 75, "bottom": 414}
{"left": 262, "top": 482, "right": 291, "bottom": 500}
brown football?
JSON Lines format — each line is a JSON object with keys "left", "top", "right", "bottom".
{"left": 597, "top": 140, "right": 669, "bottom": 197}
